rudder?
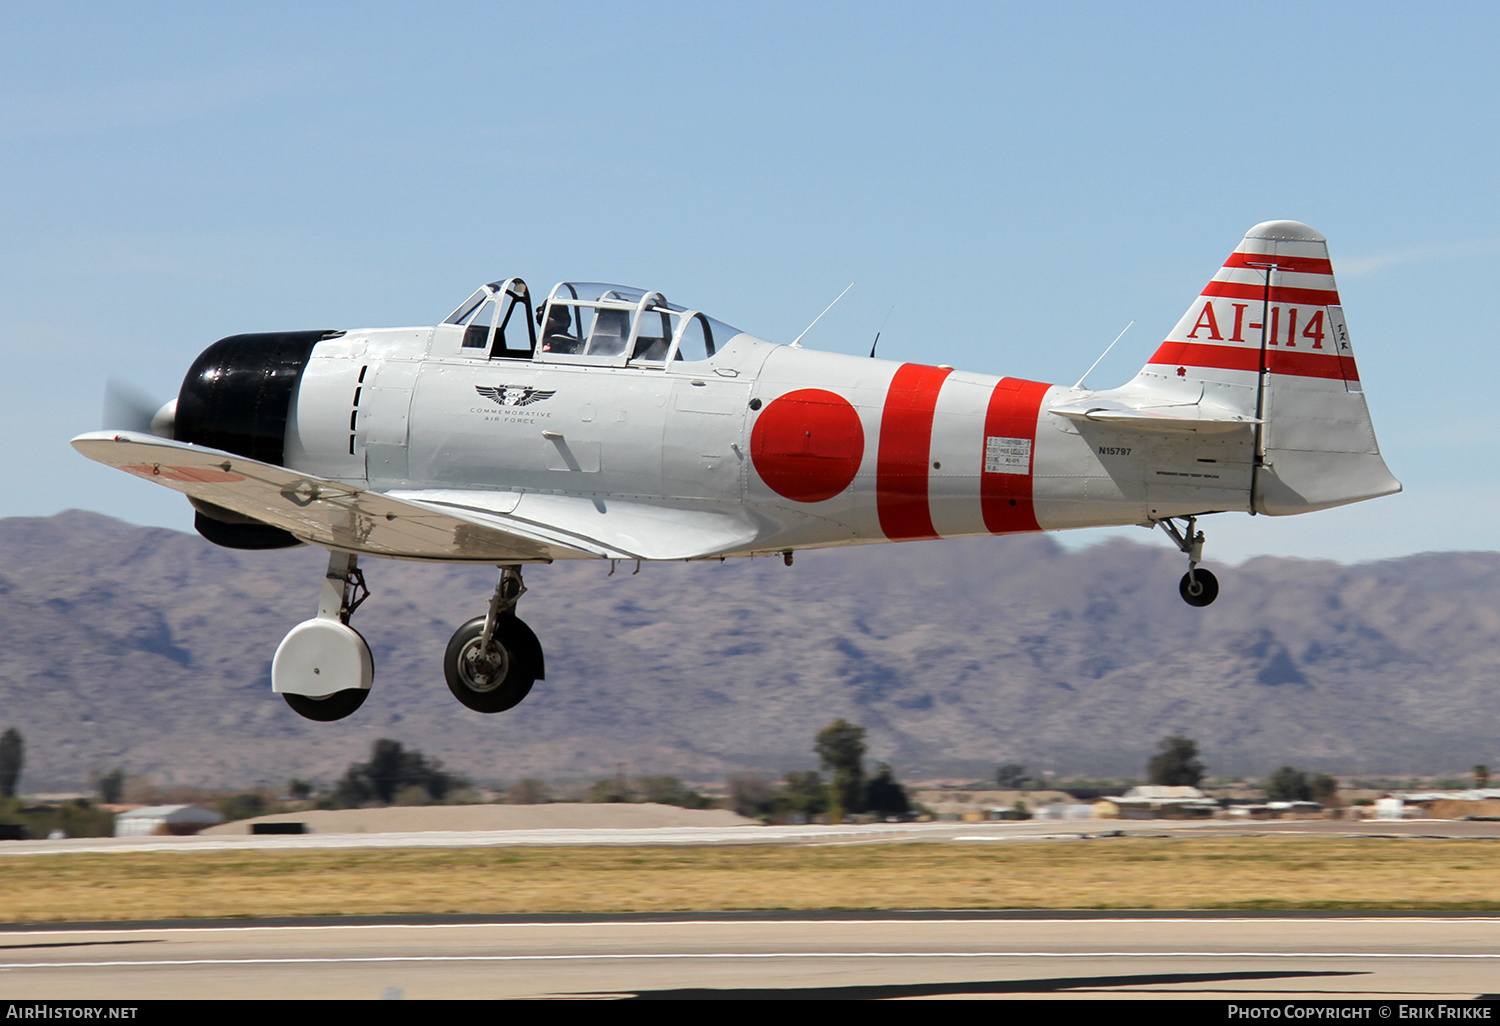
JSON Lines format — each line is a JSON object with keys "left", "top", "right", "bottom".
{"left": 1135, "top": 220, "right": 1399, "bottom": 514}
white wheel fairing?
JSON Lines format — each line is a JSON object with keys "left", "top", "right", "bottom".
{"left": 272, "top": 618, "right": 374, "bottom": 697}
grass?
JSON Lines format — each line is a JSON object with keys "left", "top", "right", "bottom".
{"left": 2, "top": 836, "right": 1499, "bottom": 923}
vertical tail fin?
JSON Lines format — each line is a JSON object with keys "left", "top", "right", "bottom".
{"left": 1142, "top": 220, "right": 1358, "bottom": 392}
{"left": 1134, "top": 221, "right": 1399, "bottom": 514}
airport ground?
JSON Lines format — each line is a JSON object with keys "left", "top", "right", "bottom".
{"left": 4, "top": 817, "right": 1498, "bottom": 999}
{"left": 5, "top": 913, "right": 1500, "bottom": 1000}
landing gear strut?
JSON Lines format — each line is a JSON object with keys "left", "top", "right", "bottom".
{"left": 443, "top": 565, "right": 545, "bottom": 713}
{"left": 1158, "top": 516, "right": 1219, "bottom": 607}
{"left": 273, "top": 551, "right": 375, "bottom": 721}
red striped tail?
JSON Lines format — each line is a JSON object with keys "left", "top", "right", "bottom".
{"left": 1132, "top": 221, "right": 1398, "bottom": 515}
{"left": 1143, "top": 220, "right": 1360, "bottom": 391}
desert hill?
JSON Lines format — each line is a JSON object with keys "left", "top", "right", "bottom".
{"left": 0, "top": 511, "right": 1495, "bottom": 789}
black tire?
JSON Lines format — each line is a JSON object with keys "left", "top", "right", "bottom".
{"left": 1179, "top": 568, "right": 1220, "bottom": 607}
{"left": 283, "top": 688, "right": 369, "bottom": 721}
{"left": 443, "top": 614, "right": 540, "bottom": 713}
{"left": 279, "top": 625, "right": 373, "bottom": 722}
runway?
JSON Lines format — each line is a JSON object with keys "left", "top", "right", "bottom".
{"left": 2, "top": 913, "right": 1498, "bottom": 1000}
{"left": 5, "top": 815, "right": 1499, "bottom": 857}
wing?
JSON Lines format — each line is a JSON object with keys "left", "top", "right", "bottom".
{"left": 72, "top": 431, "right": 762, "bottom": 562}
{"left": 388, "top": 488, "right": 761, "bottom": 561}
{"left": 72, "top": 431, "right": 591, "bottom": 561}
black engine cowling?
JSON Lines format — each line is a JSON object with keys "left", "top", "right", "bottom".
{"left": 175, "top": 330, "right": 336, "bottom": 549}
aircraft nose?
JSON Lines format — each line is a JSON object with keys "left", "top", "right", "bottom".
{"left": 150, "top": 399, "right": 176, "bottom": 439}
{"left": 174, "top": 330, "right": 332, "bottom": 464}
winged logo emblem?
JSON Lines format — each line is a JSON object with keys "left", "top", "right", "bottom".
{"left": 476, "top": 385, "right": 557, "bottom": 408}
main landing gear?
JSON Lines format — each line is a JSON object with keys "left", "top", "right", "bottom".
{"left": 443, "top": 565, "right": 545, "bottom": 713}
{"left": 1158, "top": 515, "right": 1219, "bottom": 607}
{"left": 272, "top": 551, "right": 374, "bottom": 721}
{"left": 273, "top": 556, "right": 547, "bottom": 721}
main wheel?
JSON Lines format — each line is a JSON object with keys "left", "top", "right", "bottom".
{"left": 283, "top": 688, "right": 369, "bottom": 721}
{"left": 273, "top": 620, "right": 375, "bottom": 722}
{"left": 443, "top": 615, "right": 540, "bottom": 713}
{"left": 1179, "top": 568, "right": 1220, "bottom": 607}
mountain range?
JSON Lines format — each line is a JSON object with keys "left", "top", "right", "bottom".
{"left": 0, "top": 510, "right": 1495, "bottom": 791}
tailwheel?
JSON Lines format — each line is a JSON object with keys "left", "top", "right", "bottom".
{"left": 1179, "top": 568, "right": 1219, "bottom": 607}
{"left": 1158, "top": 515, "right": 1220, "bottom": 607}
{"left": 444, "top": 614, "right": 540, "bottom": 713}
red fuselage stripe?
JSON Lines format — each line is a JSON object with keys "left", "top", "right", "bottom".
{"left": 1222, "top": 252, "right": 1334, "bottom": 275}
{"left": 1148, "top": 341, "right": 1359, "bottom": 382}
{"left": 981, "top": 378, "right": 1049, "bottom": 535}
{"left": 1201, "top": 280, "right": 1342, "bottom": 306}
{"left": 876, "top": 363, "right": 953, "bottom": 540}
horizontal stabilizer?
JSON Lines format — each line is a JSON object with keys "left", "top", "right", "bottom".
{"left": 1049, "top": 400, "right": 1259, "bottom": 435}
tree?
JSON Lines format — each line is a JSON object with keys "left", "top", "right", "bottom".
{"left": 995, "top": 763, "right": 1032, "bottom": 789}
{"left": 816, "top": 719, "right": 867, "bottom": 815}
{"left": 216, "top": 792, "right": 268, "bottom": 822}
{"left": 1310, "top": 773, "right": 1339, "bottom": 806}
{"left": 0, "top": 728, "right": 23, "bottom": 798}
{"left": 1146, "top": 734, "right": 1205, "bottom": 787}
{"left": 1476, "top": 765, "right": 1491, "bottom": 790}
{"left": 333, "top": 739, "right": 464, "bottom": 807}
{"left": 635, "top": 775, "right": 715, "bottom": 809}
{"left": 728, "top": 774, "right": 776, "bottom": 819}
{"left": 1264, "top": 765, "right": 1312, "bottom": 801}
{"left": 94, "top": 768, "right": 126, "bottom": 804}
{"left": 864, "top": 762, "right": 910, "bottom": 817}
{"left": 506, "top": 778, "right": 550, "bottom": 805}
{"left": 780, "top": 770, "right": 827, "bottom": 817}
{"left": 589, "top": 765, "right": 632, "bottom": 803}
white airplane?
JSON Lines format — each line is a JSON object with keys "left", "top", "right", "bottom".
{"left": 74, "top": 220, "right": 1399, "bottom": 722}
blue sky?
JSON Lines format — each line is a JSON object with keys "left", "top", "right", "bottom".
{"left": 2, "top": 1, "right": 1495, "bottom": 564}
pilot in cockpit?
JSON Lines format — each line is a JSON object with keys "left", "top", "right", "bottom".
{"left": 540, "top": 304, "right": 581, "bottom": 354}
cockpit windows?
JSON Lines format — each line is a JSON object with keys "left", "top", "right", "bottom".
{"left": 631, "top": 307, "right": 675, "bottom": 362}
{"left": 537, "top": 283, "right": 741, "bottom": 366}
{"left": 445, "top": 289, "right": 489, "bottom": 327}
{"left": 675, "top": 314, "right": 714, "bottom": 362}
{"left": 445, "top": 280, "right": 536, "bottom": 359}
{"left": 587, "top": 307, "right": 631, "bottom": 357}
{"left": 462, "top": 299, "right": 498, "bottom": 348}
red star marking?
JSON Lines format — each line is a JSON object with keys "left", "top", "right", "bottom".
{"left": 1176, "top": 366, "right": 1187, "bottom": 377}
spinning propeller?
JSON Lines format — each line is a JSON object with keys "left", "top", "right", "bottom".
{"left": 102, "top": 379, "right": 176, "bottom": 439}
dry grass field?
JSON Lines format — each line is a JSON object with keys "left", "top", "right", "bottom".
{"left": 2, "top": 835, "right": 1499, "bottom": 922}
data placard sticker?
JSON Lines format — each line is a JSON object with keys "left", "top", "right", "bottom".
{"left": 985, "top": 436, "right": 1031, "bottom": 475}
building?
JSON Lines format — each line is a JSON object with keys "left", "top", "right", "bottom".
{"left": 113, "top": 805, "right": 225, "bottom": 837}
{"left": 1093, "top": 786, "right": 1218, "bottom": 819}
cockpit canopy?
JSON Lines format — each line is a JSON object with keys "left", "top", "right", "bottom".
{"left": 443, "top": 278, "right": 537, "bottom": 358}
{"left": 443, "top": 280, "right": 745, "bottom": 365}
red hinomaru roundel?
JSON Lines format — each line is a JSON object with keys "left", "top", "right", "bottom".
{"left": 749, "top": 388, "right": 864, "bottom": 503}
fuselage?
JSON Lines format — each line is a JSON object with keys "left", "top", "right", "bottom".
{"left": 165, "top": 229, "right": 1398, "bottom": 566}
{"left": 274, "top": 321, "right": 1249, "bottom": 560}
